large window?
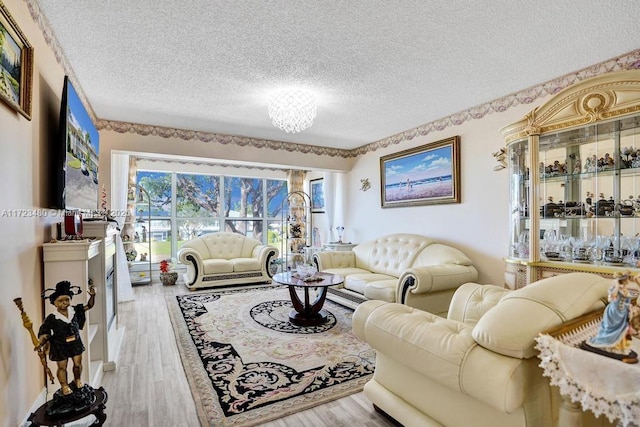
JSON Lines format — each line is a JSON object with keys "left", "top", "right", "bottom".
{"left": 136, "top": 171, "right": 287, "bottom": 260}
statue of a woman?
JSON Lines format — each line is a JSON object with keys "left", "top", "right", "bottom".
{"left": 581, "top": 272, "right": 639, "bottom": 363}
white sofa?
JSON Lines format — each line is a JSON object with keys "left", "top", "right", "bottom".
{"left": 353, "top": 272, "right": 612, "bottom": 427}
{"left": 177, "top": 232, "right": 279, "bottom": 290}
{"left": 312, "top": 233, "right": 478, "bottom": 315}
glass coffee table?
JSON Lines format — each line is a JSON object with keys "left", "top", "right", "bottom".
{"left": 272, "top": 271, "right": 344, "bottom": 326}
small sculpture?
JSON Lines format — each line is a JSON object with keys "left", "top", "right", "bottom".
{"left": 492, "top": 148, "right": 507, "bottom": 171}
{"left": 35, "top": 280, "right": 98, "bottom": 415}
{"left": 580, "top": 272, "right": 640, "bottom": 363}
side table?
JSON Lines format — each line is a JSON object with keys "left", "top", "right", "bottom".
{"left": 322, "top": 242, "right": 357, "bottom": 251}
{"left": 536, "top": 311, "right": 640, "bottom": 427}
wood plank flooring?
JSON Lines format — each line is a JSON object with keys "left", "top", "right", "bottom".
{"left": 100, "top": 280, "right": 398, "bottom": 426}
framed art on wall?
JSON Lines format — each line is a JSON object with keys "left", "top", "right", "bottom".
{"left": 0, "top": 2, "right": 33, "bottom": 120}
{"left": 309, "top": 178, "right": 325, "bottom": 213}
{"left": 380, "top": 136, "right": 460, "bottom": 208}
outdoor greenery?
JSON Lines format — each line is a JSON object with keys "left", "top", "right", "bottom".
{"left": 135, "top": 171, "right": 288, "bottom": 259}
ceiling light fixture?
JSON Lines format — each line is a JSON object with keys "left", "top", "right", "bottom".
{"left": 268, "top": 89, "right": 317, "bottom": 134}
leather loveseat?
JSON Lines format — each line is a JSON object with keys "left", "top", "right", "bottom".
{"left": 353, "top": 272, "right": 612, "bottom": 427}
{"left": 312, "top": 233, "right": 478, "bottom": 314}
{"left": 177, "top": 232, "right": 278, "bottom": 290}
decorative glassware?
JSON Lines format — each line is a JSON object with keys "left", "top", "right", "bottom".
{"left": 336, "top": 226, "right": 344, "bottom": 243}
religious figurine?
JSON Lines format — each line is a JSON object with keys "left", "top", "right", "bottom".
{"left": 36, "top": 280, "right": 98, "bottom": 416}
{"left": 580, "top": 272, "right": 640, "bottom": 363}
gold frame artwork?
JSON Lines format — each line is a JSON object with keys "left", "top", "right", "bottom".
{"left": 0, "top": 2, "right": 33, "bottom": 120}
{"left": 380, "top": 136, "right": 461, "bottom": 208}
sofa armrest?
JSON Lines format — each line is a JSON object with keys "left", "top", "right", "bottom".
{"left": 447, "top": 283, "right": 509, "bottom": 323}
{"left": 313, "top": 250, "right": 356, "bottom": 271}
{"left": 353, "top": 301, "right": 476, "bottom": 390}
{"left": 252, "top": 245, "right": 279, "bottom": 277}
{"left": 177, "top": 247, "right": 203, "bottom": 286}
{"left": 353, "top": 300, "right": 532, "bottom": 414}
{"left": 397, "top": 264, "right": 479, "bottom": 301}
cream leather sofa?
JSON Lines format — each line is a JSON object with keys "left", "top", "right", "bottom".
{"left": 353, "top": 272, "right": 611, "bottom": 427}
{"left": 177, "top": 232, "right": 278, "bottom": 290}
{"left": 312, "top": 233, "right": 478, "bottom": 314}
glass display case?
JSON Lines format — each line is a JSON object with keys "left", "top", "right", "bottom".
{"left": 281, "top": 191, "right": 313, "bottom": 271}
{"left": 501, "top": 70, "right": 640, "bottom": 287}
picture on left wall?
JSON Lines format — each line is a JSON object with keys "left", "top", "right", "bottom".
{"left": 0, "top": 2, "right": 33, "bottom": 120}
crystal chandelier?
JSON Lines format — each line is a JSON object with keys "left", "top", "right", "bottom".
{"left": 268, "top": 89, "right": 317, "bottom": 133}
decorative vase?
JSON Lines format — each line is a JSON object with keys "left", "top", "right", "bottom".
{"left": 160, "top": 271, "right": 178, "bottom": 286}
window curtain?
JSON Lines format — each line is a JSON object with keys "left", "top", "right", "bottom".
{"left": 113, "top": 154, "right": 135, "bottom": 302}
{"left": 323, "top": 172, "right": 335, "bottom": 243}
{"left": 334, "top": 172, "right": 347, "bottom": 242}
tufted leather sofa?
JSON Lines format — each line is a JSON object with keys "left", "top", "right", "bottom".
{"left": 177, "top": 232, "right": 278, "bottom": 290}
{"left": 353, "top": 272, "right": 612, "bottom": 427}
{"left": 312, "top": 233, "right": 478, "bottom": 314}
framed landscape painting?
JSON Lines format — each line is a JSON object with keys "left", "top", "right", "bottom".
{"left": 309, "top": 178, "right": 325, "bottom": 213}
{"left": 0, "top": 2, "right": 33, "bottom": 120}
{"left": 380, "top": 136, "right": 460, "bottom": 208}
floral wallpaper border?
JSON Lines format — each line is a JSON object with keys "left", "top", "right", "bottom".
{"left": 26, "top": 1, "right": 640, "bottom": 159}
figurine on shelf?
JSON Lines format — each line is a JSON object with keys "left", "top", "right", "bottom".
{"left": 580, "top": 272, "right": 640, "bottom": 363}
{"left": 38, "top": 281, "right": 96, "bottom": 395}
{"left": 35, "top": 280, "right": 98, "bottom": 417}
{"left": 573, "top": 157, "right": 581, "bottom": 174}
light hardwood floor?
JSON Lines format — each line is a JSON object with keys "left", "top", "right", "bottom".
{"left": 100, "top": 280, "right": 399, "bottom": 427}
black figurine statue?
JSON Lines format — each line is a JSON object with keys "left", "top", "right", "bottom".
{"left": 36, "top": 280, "right": 97, "bottom": 417}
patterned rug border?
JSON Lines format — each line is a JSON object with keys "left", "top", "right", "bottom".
{"left": 166, "top": 284, "right": 373, "bottom": 427}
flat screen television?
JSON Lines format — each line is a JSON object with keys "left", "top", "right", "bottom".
{"left": 51, "top": 76, "right": 100, "bottom": 213}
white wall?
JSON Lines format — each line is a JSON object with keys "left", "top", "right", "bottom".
{"left": 310, "top": 101, "right": 545, "bottom": 285}
{"left": 0, "top": 1, "right": 67, "bottom": 425}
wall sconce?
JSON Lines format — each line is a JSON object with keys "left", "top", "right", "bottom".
{"left": 360, "top": 178, "right": 371, "bottom": 192}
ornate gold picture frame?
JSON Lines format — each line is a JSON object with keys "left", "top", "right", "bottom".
{"left": 0, "top": 2, "right": 33, "bottom": 120}
{"left": 380, "top": 136, "right": 461, "bottom": 208}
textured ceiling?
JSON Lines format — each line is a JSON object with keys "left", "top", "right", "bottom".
{"left": 35, "top": 0, "right": 640, "bottom": 150}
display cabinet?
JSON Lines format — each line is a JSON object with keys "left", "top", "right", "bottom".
{"left": 281, "top": 191, "right": 313, "bottom": 270}
{"left": 501, "top": 70, "right": 640, "bottom": 287}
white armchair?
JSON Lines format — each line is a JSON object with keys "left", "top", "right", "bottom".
{"left": 353, "top": 272, "right": 612, "bottom": 427}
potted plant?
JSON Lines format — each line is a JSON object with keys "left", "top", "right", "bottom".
{"left": 159, "top": 259, "right": 178, "bottom": 286}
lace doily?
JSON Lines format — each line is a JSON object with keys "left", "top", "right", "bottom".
{"left": 536, "top": 334, "right": 640, "bottom": 426}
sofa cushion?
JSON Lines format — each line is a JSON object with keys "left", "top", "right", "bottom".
{"left": 232, "top": 258, "right": 261, "bottom": 272}
{"left": 353, "top": 234, "right": 434, "bottom": 277}
{"left": 363, "top": 280, "right": 398, "bottom": 302}
{"left": 203, "top": 259, "right": 234, "bottom": 274}
{"left": 414, "top": 243, "right": 473, "bottom": 266}
{"left": 323, "top": 267, "right": 372, "bottom": 278}
{"left": 184, "top": 232, "right": 259, "bottom": 260}
{"left": 345, "top": 273, "right": 397, "bottom": 294}
{"left": 472, "top": 273, "right": 609, "bottom": 359}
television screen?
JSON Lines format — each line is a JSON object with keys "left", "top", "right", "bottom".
{"left": 62, "top": 76, "right": 100, "bottom": 212}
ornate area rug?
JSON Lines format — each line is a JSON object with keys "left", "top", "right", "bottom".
{"left": 166, "top": 285, "right": 375, "bottom": 426}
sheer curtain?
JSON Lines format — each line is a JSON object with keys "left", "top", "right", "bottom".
{"left": 111, "top": 153, "right": 135, "bottom": 302}
{"left": 323, "top": 172, "right": 335, "bottom": 243}
{"left": 334, "top": 172, "right": 347, "bottom": 242}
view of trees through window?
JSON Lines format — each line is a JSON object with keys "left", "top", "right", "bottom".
{"left": 134, "top": 171, "right": 288, "bottom": 262}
